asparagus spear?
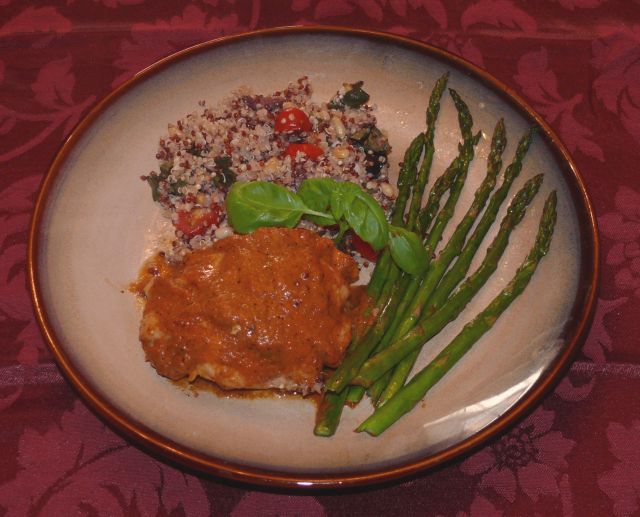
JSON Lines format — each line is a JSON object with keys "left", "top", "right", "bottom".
{"left": 422, "top": 90, "right": 477, "bottom": 250}
{"left": 414, "top": 87, "right": 480, "bottom": 243}
{"left": 423, "top": 127, "right": 537, "bottom": 319}
{"left": 366, "top": 163, "right": 470, "bottom": 403}
{"left": 378, "top": 119, "right": 507, "bottom": 404}
{"left": 314, "top": 390, "right": 349, "bottom": 437}
{"left": 368, "top": 91, "right": 481, "bottom": 374}
{"left": 384, "top": 90, "right": 479, "bottom": 328}
{"left": 406, "top": 72, "right": 449, "bottom": 230}
{"left": 316, "top": 77, "right": 454, "bottom": 428}
{"left": 325, "top": 272, "right": 403, "bottom": 393}
{"left": 367, "top": 129, "right": 535, "bottom": 410}
{"left": 391, "top": 118, "right": 500, "bottom": 342}
{"left": 365, "top": 90, "right": 479, "bottom": 403}
{"left": 315, "top": 133, "right": 425, "bottom": 432}
{"left": 326, "top": 90, "right": 470, "bottom": 395}
{"left": 417, "top": 159, "right": 461, "bottom": 238}
{"left": 352, "top": 76, "right": 452, "bottom": 406}
{"left": 346, "top": 132, "right": 426, "bottom": 358}
{"left": 356, "top": 191, "right": 557, "bottom": 436}
{"left": 373, "top": 156, "right": 470, "bottom": 364}
{"left": 392, "top": 132, "right": 425, "bottom": 226}
{"left": 352, "top": 173, "right": 544, "bottom": 387}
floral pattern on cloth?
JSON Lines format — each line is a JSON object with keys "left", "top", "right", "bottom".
{"left": 1, "top": 1, "right": 639, "bottom": 516}
{"left": 598, "top": 420, "right": 640, "bottom": 517}
{"left": 460, "top": 407, "right": 575, "bottom": 511}
{"left": 0, "top": 402, "right": 210, "bottom": 516}
{"left": 600, "top": 186, "right": 640, "bottom": 300}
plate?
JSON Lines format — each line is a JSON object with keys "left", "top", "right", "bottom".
{"left": 28, "top": 27, "right": 598, "bottom": 488}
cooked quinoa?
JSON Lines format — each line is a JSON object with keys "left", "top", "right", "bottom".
{"left": 143, "top": 77, "right": 395, "bottom": 259}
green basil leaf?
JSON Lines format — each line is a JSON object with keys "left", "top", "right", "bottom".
{"left": 331, "top": 182, "right": 388, "bottom": 251}
{"left": 330, "top": 181, "right": 360, "bottom": 221}
{"left": 226, "top": 181, "right": 308, "bottom": 233}
{"left": 388, "top": 225, "right": 429, "bottom": 275}
{"left": 298, "top": 178, "right": 338, "bottom": 226}
{"left": 349, "top": 193, "right": 388, "bottom": 250}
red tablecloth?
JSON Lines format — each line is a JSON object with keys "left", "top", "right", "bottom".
{"left": 2, "top": 1, "right": 639, "bottom": 515}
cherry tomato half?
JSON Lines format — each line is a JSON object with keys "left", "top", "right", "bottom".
{"left": 274, "top": 107, "right": 312, "bottom": 133}
{"left": 284, "top": 143, "right": 324, "bottom": 161}
{"left": 350, "top": 231, "right": 378, "bottom": 262}
{"left": 175, "top": 206, "right": 221, "bottom": 239}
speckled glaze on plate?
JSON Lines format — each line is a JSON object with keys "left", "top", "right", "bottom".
{"left": 28, "top": 27, "right": 598, "bottom": 489}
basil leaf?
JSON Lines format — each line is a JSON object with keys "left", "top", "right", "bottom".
{"left": 331, "top": 182, "right": 388, "bottom": 251}
{"left": 330, "top": 181, "right": 360, "bottom": 221}
{"left": 388, "top": 225, "right": 429, "bottom": 275}
{"left": 298, "top": 178, "right": 337, "bottom": 226}
{"left": 226, "top": 181, "right": 308, "bottom": 233}
{"left": 348, "top": 192, "right": 388, "bottom": 251}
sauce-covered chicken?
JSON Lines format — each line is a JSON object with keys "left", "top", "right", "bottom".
{"left": 138, "top": 227, "right": 362, "bottom": 393}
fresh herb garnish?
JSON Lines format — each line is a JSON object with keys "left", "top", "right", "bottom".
{"left": 226, "top": 178, "right": 427, "bottom": 275}
{"left": 225, "top": 181, "right": 329, "bottom": 233}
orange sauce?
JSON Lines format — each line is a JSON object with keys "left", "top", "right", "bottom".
{"left": 134, "top": 227, "right": 371, "bottom": 393}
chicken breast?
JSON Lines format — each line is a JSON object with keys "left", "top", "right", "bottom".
{"left": 138, "top": 227, "right": 361, "bottom": 393}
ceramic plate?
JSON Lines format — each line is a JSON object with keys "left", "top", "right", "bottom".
{"left": 29, "top": 27, "right": 598, "bottom": 488}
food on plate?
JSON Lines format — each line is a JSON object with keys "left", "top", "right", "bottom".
{"left": 309, "top": 75, "right": 556, "bottom": 437}
{"left": 141, "top": 77, "right": 393, "bottom": 261}
{"left": 138, "top": 227, "right": 364, "bottom": 394}
{"left": 224, "top": 178, "right": 430, "bottom": 275}
{"left": 356, "top": 192, "right": 557, "bottom": 436}
{"left": 135, "top": 73, "right": 558, "bottom": 437}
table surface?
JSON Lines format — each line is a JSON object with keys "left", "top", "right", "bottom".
{"left": 1, "top": 1, "right": 639, "bottom": 515}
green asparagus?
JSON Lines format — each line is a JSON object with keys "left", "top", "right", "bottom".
{"left": 356, "top": 191, "right": 557, "bottom": 436}
{"left": 352, "top": 173, "right": 544, "bottom": 387}
{"left": 378, "top": 118, "right": 507, "bottom": 403}
{"left": 423, "top": 127, "right": 537, "bottom": 319}
{"left": 406, "top": 72, "right": 449, "bottom": 230}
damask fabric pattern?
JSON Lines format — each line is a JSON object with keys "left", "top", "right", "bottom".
{"left": 1, "top": 1, "right": 639, "bottom": 515}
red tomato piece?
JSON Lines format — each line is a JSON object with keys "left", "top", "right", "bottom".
{"left": 350, "top": 231, "right": 378, "bottom": 261}
{"left": 175, "top": 206, "right": 221, "bottom": 239}
{"left": 284, "top": 143, "right": 324, "bottom": 161}
{"left": 274, "top": 107, "right": 312, "bottom": 133}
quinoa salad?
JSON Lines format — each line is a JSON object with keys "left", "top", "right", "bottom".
{"left": 143, "top": 77, "right": 396, "bottom": 261}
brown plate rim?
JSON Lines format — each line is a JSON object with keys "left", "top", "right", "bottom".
{"left": 28, "top": 25, "right": 599, "bottom": 490}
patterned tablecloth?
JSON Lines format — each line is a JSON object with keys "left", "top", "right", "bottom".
{"left": 1, "top": 1, "right": 639, "bottom": 515}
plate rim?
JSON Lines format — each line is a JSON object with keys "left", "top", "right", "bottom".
{"left": 27, "top": 25, "right": 599, "bottom": 490}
